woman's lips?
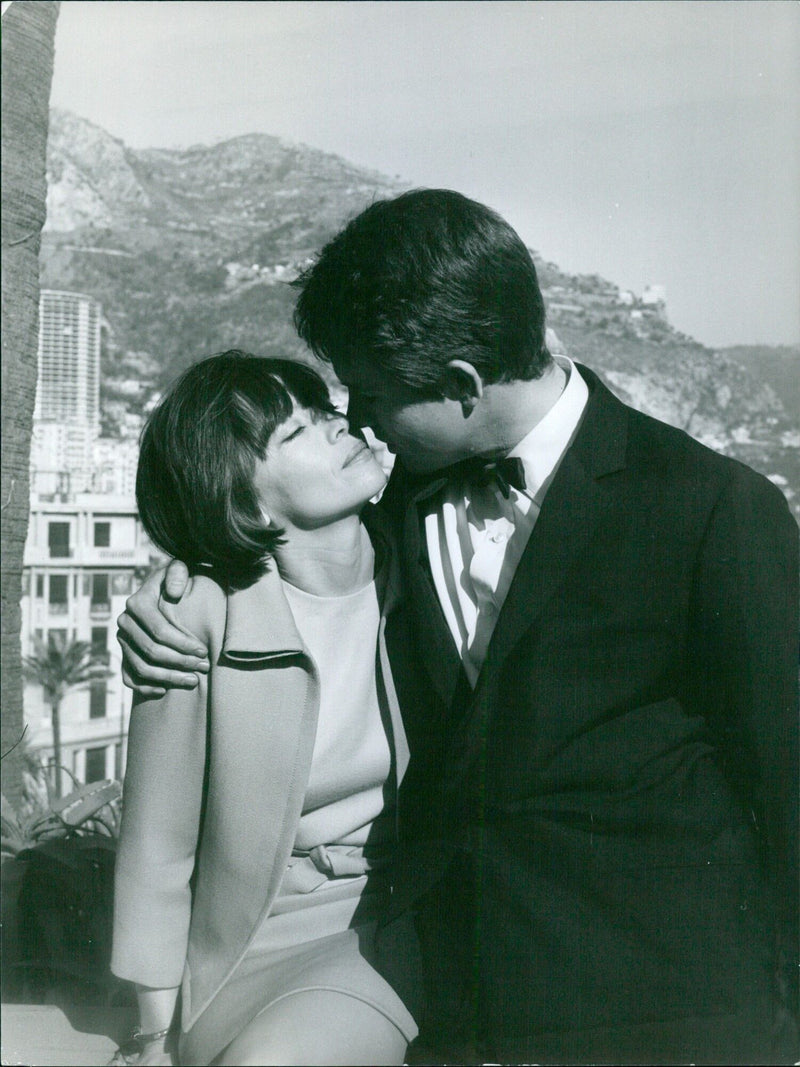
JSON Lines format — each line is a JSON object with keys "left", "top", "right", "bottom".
{"left": 343, "top": 441, "right": 370, "bottom": 466}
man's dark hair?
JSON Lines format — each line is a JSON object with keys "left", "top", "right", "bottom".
{"left": 293, "top": 188, "right": 551, "bottom": 392}
{"left": 136, "top": 350, "right": 336, "bottom": 591}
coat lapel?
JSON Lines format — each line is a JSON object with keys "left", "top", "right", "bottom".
{"left": 222, "top": 565, "right": 305, "bottom": 661}
{"left": 400, "top": 473, "right": 467, "bottom": 710}
{"left": 445, "top": 368, "right": 630, "bottom": 779}
{"left": 482, "top": 365, "right": 628, "bottom": 686}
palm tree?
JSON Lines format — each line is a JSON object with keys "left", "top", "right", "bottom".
{"left": 23, "top": 635, "right": 109, "bottom": 798}
{"left": 1, "top": 1, "right": 60, "bottom": 807}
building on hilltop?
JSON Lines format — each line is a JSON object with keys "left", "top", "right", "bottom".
{"left": 641, "top": 284, "right": 667, "bottom": 320}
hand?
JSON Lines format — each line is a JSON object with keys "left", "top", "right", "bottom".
{"left": 117, "top": 560, "right": 209, "bottom": 697}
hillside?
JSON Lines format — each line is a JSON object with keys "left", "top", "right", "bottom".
{"left": 40, "top": 110, "right": 799, "bottom": 515}
{"left": 42, "top": 109, "right": 405, "bottom": 387}
{"left": 720, "top": 345, "right": 800, "bottom": 425}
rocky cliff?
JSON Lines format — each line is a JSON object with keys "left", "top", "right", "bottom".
{"left": 40, "top": 110, "right": 799, "bottom": 515}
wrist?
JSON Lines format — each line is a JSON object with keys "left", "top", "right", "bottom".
{"left": 128, "top": 1026, "right": 172, "bottom": 1055}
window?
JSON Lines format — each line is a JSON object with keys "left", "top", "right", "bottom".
{"left": 48, "top": 575, "right": 68, "bottom": 613}
{"left": 90, "top": 573, "right": 110, "bottom": 615}
{"left": 91, "top": 626, "right": 110, "bottom": 666}
{"left": 85, "top": 746, "right": 106, "bottom": 782}
{"left": 36, "top": 575, "right": 44, "bottom": 598}
{"left": 94, "top": 522, "right": 110, "bottom": 547}
{"left": 89, "top": 680, "right": 107, "bottom": 719}
{"left": 48, "top": 522, "right": 71, "bottom": 558}
{"left": 48, "top": 628, "right": 67, "bottom": 649}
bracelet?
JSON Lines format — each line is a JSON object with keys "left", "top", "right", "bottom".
{"left": 111, "top": 1026, "right": 173, "bottom": 1065}
{"left": 133, "top": 1026, "right": 172, "bottom": 1046}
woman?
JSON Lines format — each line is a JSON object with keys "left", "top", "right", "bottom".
{"left": 110, "top": 351, "right": 420, "bottom": 1066}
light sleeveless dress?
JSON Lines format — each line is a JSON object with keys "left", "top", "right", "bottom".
{"left": 180, "top": 578, "right": 419, "bottom": 1066}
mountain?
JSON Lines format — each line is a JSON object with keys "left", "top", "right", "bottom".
{"left": 42, "top": 109, "right": 405, "bottom": 387}
{"left": 40, "top": 110, "right": 799, "bottom": 516}
{"left": 719, "top": 345, "right": 800, "bottom": 425}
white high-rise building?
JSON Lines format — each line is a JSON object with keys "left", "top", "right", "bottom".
{"left": 31, "top": 290, "right": 101, "bottom": 495}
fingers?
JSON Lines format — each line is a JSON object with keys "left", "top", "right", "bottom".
{"left": 118, "top": 630, "right": 202, "bottom": 692}
{"left": 163, "top": 559, "right": 191, "bottom": 602}
{"left": 117, "top": 609, "right": 210, "bottom": 667}
{"left": 120, "top": 665, "right": 166, "bottom": 699}
{"left": 124, "top": 567, "right": 207, "bottom": 657}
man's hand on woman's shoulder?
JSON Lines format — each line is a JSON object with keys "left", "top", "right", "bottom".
{"left": 117, "top": 560, "right": 210, "bottom": 697}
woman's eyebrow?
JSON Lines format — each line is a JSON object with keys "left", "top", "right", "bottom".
{"left": 276, "top": 413, "right": 307, "bottom": 441}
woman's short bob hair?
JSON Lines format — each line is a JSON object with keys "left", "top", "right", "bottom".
{"left": 136, "top": 350, "right": 336, "bottom": 591}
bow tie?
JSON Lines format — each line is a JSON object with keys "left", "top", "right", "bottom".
{"left": 449, "top": 455, "right": 527, "bottom": 499}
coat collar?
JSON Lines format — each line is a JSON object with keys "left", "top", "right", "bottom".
{"left": 572, "top": 363, "right": 628, "bottom": 479}
{"left": 222, "top": 564, "right": 304, "bottom": 661}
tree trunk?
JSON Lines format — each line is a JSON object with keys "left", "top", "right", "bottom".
{"left": 1, "top": 1, "right": 60, "bottom": 809}
{"left": 51, "top": 697, "right": 63, "bottom": 799}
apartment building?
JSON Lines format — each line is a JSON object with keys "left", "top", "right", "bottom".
{"left": 31, "top": 290, "right": 101, "bottom": 495}
{"left": 21, "top": 495, "right": 153, "bottom": 787}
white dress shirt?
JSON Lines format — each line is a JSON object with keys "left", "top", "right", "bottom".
{"left": 423, "top": 357, "right": 589, "bottom": 686}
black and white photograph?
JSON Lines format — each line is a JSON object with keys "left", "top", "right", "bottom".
{"left": 2, "top": 2, "right": 798, "bottom": 1064}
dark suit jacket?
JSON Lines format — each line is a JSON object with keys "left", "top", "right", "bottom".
{"left": 380, "top": 365, "right": 799, "bottom": 1064}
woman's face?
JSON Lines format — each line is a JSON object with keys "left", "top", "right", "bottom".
{"left": 253, "top": 404, "right": 388, "bottom": 531}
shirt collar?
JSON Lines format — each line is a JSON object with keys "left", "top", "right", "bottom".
{"left": 507, "top": 356, "right": 589, "bottom": 498}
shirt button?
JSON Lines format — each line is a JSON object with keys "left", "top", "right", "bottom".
{"left": 490, "top": 532, "right": 506, "bottom": 544}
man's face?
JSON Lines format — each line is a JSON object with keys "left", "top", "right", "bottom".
{"left": 334, "top": 357, "right": 473, "bottom": 473}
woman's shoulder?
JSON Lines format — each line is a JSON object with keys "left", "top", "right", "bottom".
{"left": 159, "top": 573, "right": 228, "bottom": 651}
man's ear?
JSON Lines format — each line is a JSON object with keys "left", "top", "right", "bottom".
{"left": 441, "top": 360, "right": 484, "bottom": 414}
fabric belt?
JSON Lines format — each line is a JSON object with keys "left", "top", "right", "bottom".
{"left": 283, "top": 843, "right": 393, "bottom": 895}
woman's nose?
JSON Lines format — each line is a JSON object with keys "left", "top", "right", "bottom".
{"left": 325, "top": 413, "right": 349, "bottom": 441}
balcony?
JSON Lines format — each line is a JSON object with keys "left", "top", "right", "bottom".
{"left": 48, "top": 602, "right": 69, "bottom": 616}
{"left": 89, "top": 601, "right": 111, "bottom": 619}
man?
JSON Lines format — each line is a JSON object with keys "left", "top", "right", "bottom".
{"left": 118, "top": 190, "right": 799, "bottom": 1064}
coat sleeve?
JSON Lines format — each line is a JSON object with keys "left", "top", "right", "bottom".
{"left": 111, "top": 584, "right": 219, "bottom": 989}
{"left": 689, "top": 464, "right": 799, "bottom": 1006}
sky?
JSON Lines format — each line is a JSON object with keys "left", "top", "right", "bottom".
{"left": 35, "top": 1, "right": 800, "bottom": 347}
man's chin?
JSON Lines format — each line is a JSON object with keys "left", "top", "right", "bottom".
{"left": 397, "top": 452, "right": 454, "bottom": 475}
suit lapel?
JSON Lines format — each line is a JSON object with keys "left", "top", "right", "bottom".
{"left": 485, "top": 365, "right": 628, "bottom": 681}
{"left": 447, "top": 368, "right": 630, "bottom": 772}
{"left": 390, "top": 367, "right": 629, "bottom": 730}
{"left": 399, "top": 472, "right": 467, "bottom": 710}
{"left": 478, "top": 445, "right": 600, "bottom": 687}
